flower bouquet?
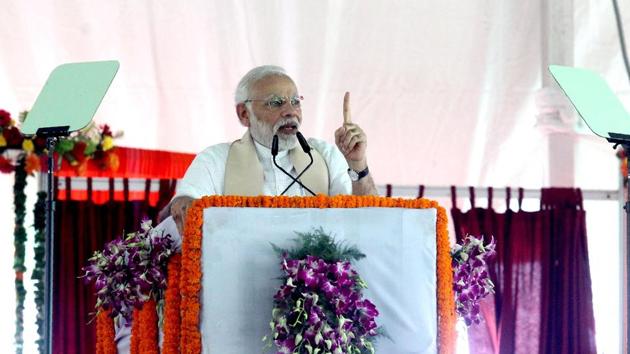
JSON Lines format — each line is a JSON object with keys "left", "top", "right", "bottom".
{"left": 82, "top": 219, "right": 175, "bottom": 325}
{"left": 54, "top": 122, "right": 122, "bottom": 174}
{"left": 451, "top": 234, "right": 496, "bottom": 326}
{"left": 265, "top": 228, "right": 381, "bottom": 354}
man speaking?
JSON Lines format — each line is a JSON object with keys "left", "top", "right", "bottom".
{"left": 166, "top": 65, "right": 377, "bottom": 233}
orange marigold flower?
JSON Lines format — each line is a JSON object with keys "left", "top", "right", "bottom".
{"left": 101, "top": 151, "right": 120, "bottom": 172}
{"left": 24, "top": 153, "right": 41, "bottom": 175}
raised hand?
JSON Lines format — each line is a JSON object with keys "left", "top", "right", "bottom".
{"left": 334, "top": 92, "right": 367, "bottom": 170}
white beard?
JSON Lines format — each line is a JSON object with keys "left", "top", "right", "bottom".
{"left": 248, "top": 110, "right": 299, "bottom": 151}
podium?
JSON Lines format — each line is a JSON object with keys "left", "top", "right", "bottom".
{"left": 99, "top": 195, "right": 456, "bottom": 354}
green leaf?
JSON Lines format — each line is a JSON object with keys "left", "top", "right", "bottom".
{"left": 56, "top": 139, "right": 75, "bottom": 154}
{"left": 84, "top": 141, "right": 98, "bottom": 156}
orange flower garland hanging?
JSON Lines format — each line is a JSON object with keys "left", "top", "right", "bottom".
{"left": 96, "top": 310, "right": 116, "bottom": 354}
{"left": 130, "top": 299, "right": 159, "bottom": 354}
{"left": 162, "top": 254, "right": 182, "bottom": 354}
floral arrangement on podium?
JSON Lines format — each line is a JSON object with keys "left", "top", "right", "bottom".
{"left": 265, "top": 228, "right": 381, "bottom": 354}
{"left": 451, "top": 234, "right": 496, "bottom": 326}
{"left": 82, "top": 219, "right": 175, "bottom": 326}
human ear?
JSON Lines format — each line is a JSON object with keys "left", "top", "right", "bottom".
{"left": 236, "top": 103, "right": 250, "bottom": 127}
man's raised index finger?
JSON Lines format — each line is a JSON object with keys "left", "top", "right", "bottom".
{"left": 343, "top": 91, "right": 351, "bottom": 125}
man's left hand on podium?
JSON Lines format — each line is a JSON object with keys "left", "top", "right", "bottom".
{"left": 169, "top": 196, "right": 194, "bottom": 235}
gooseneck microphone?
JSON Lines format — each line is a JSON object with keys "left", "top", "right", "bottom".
{"left": 280, "top": 132, "right": 314, "bottom": 195}
{"left": 271, "top": 134, "right": 316, "bottom": 196}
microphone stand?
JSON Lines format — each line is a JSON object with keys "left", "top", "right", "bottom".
{"left": 281, "top": 132, "right": 314, "bottom": 195}
{"left": 280, "top": 154, "right": 313, "bottom": 195}
{"left": 271, "top": 134, "right": 316, "bottom": 196}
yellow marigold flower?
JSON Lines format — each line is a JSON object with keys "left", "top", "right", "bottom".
{"left": 0, "top": 134, "right": 6, "bottom": 147}
{"left": 22, "top": 139, "right": 34, "bottom": 153}
{"left": 102, "top": 136, "right": 114, "bottom": 151}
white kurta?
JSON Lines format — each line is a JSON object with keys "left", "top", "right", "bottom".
{"left": 174, "top": 137, "right": 352, "bottom": 198}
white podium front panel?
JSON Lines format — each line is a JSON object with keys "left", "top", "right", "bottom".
{"left": 200, "top": 207, "right": 437, "bottom": 354}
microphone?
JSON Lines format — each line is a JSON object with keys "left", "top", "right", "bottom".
{"left": 296, "top": 131, "right": 311, "bottom": 153}
{"left": 271, "top": 134, "right": 316, "bottom": 196}
{"left": 272, "top": 134, "right": 279, "bottom": 156}
{"left": 280, "top": 132, "right": 314, "bottom": 195}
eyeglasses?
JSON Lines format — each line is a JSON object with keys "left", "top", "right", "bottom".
{"left": 244, "top": 95, "right": 304, "bottom": 111}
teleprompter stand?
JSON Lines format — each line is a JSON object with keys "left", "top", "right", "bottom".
{"left": 550, "top": 65, "right": 630, "bottom": 354}
{"left": 21, "top": 61, "right": 119, "bottom": 354}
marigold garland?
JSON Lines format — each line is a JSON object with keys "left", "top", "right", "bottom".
{"left": 180, "top": 202, "right": 203, "bottom": 354}
{"left": 130, "top": 300, "right": 159, "bottom": 354}
{"left": 162, "top": 254, "right": 182, "bottom": 354}
{"left": 129, "top": 255, "right": 182, "bottom": 354}
{"left": 178, "top": 195, "right": 456, "bottom": 354}
{"left": 138, "top": 299, "right": 159, "bottom": 354}
{"left": 96, "top": 310, "right": 116, "bottom": 354}
{"left": 130, "top": 309, "right": 140, "bottom": 354}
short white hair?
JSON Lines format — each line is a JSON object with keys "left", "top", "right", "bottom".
{"left": 234, "top": 65, "right": 293, "bottom": 104}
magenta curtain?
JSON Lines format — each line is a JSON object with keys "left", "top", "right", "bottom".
{"left": 450, "top": 187, "right": 597, "bottom": 354}
{"left": 52, "top": 177, "right": 176, "bottom": 354}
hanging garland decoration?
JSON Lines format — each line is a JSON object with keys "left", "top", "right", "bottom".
{"left": 32, "top": 191, "right": 47, "bottom": 353}
{"left": 96, "top": 309, "right": 116, "bottom": 354}
{"left": 13, "top": 156, "right": 27, "bottom": 354}
{"left": 0, "top": 107, "right": 123, "bottom": 352}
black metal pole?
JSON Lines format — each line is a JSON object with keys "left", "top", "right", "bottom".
{"left": 44, "top": 137, "right": 56, "bottom": 354}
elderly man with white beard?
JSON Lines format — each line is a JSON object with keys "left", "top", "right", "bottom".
{"left": 166, "top": 65, "right": 377, "bottom": 234}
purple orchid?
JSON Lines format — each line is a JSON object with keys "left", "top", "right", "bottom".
{"left": 81, "top": 219, "right": 175, "bottom": 323}
{"left": 267, "top": 231, "right": 380, "bottom": 353}
{"left": 451, "top": 234, "right": 496, "bottom": 326}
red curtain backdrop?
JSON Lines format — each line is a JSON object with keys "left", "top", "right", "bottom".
{"left": 52, "top": 177, "right": 176, "bottom": 354}
{"left": 450, "top": 187, "right": 597, "bottom": 354}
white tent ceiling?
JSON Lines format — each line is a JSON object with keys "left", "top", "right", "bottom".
{"left": 1, "top": 0, "right": 628, "bottom": 189}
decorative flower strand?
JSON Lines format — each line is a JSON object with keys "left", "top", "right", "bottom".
{"left": 96, "top": 310, "right": 116, "bottom": 354}
{"left": 138, "top": 299, "right": 159, "bottom": 354}
{"left": 130, "top": 309, "right": 140, "bottom": 354}
{"left": 162, "top": 254, "right": 182, "bottom": 354}
{"left": 13, "top": 157, "right": 27, "bottom": 354}
{"left": 31, "top": 191, "right": 46, "bottom": 353}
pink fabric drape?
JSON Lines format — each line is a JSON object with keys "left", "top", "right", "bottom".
{"left": 450, "top": 187, "right": 597, "bottom": 354}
